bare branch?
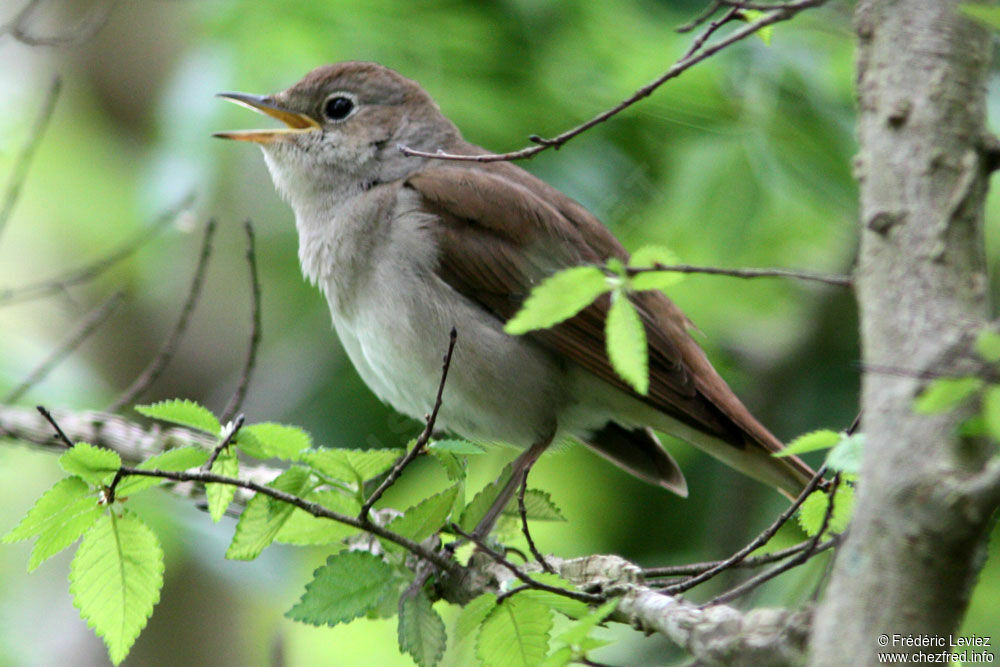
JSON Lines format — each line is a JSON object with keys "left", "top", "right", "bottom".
{"left": 398, "top": 0, "right": 826, "bottom": 163}
{"left": 106, "top": 219, "right": 217, "bottom": 413}
{"left": 625, "top": 262, "right": 852, "bottom": 287}
{"left": 642, "top": 537, "right": 836, "bottom": 579}
{"left": 518, "top": 481, "right": 553, "bottom": 573}
{"left": 359, "top": 328, "right": 457, "bottom": 519}
{"left": 3, "top": 291, "right": 124, "bottom": 403}
{"left": 660, "top": 465, "right": 828, "bottom": 595}
{"left": 677, "top": 1, "right": 724, "bottom": 33}
{"left": 220, "top": 221, "right": 262, "bottom": 424}
{"left": 0, "top": 192, "right": 193, "bottom": 307}
{"left": 0, "top": 75, "right": 61, "bottom": 244}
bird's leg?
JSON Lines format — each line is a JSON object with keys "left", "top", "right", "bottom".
{"left": 471, "top": 437, "right": 550, "bottom": 541}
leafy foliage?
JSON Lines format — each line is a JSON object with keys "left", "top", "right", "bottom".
{"left": 798, "top": 484, "right": 854, "bottom": 536}
{"left": 58, "top": 442, "right": 121, "bottom": 485}
{"left": 226, "top": 466, "right": 312, "bottom": 560}
{"left": 914, "top": 377, "right": 984, "bottom": 414}
{"left": 504, "top": 266, "right": 609, "bottom": 335}
{"left": 135, "top": 399, "right": 221, "bottom": 434}
{"left": 476, "top": 595, "right": 553, "bottom": 667}
{"left": 206, "top": 447, "right": 239, "bottom": 522}
{"left": 398, "top": 591, "right": 447, "bottom": 667}
{"left": 606, "top": 291, "right": 649, "bottom": 394}
{"left": 286, "top": 551, "right": 395, "bottom": 626}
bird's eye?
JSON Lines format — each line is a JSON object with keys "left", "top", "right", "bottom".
{"left": 323, "top": 95, "right": 355, "bottom": 121}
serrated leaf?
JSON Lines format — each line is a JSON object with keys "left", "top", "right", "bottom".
{"left": 430, "top": 449, "right": 467, "bottom": 481}
{"left": 982, "top": 385, "right": 1000, "bottom": 441}
{"left": 798, "top": 485, "right": 854, "bottom": 536}
{"left": 555, "top": 598, "right": 619, "bottom": 646}
{"left": 384, "top": 485, "right": 460, "bottom": 551}
{"left": 238, "top": 422, "right": 312, "bottom": 461}
{"left": 776, "top": 429, "right": 841, "bottom": 457}
{"left": 606, "top": 292, "right": 648, "bottom": 394}
{"left": 476, "top": 596, "right": 553, "bottom": 667}
{"left": 456, "top": 593, "right": 498, "bottom": 641}
{"left": 275, "top": 490, "right": 360, "bottom": 546}
{"left": 976, "top": 330, "right": 1000, "bottom": 362}
{"left": 115, "top": 446, "right": 211, "bottom": 496}
{"left": 285, "top": 551, "right": 394, "bottom": 626}
{"left": 628, "top": 246, "right": 683, "bottom": 292}
{"left": 825, "top": 433, "right": 864, "bottom": 475}
{"left": 3, "top": 476, "right": 104, "bottom": 572}
{"left": 629, "top": 245, "right": 680, "bottom": 269}
{"left": 398, "top": 591, "right": 447, "bottom": 667}
{"left": 226, "top": 466, "right": 312, "bottom": 560}
{"left": 630, "top": 270, "right": 683, "bottom": 292}
{"left": 206, "top": 448, "right": 239, "bottom": 523}
{"left": 540, "top": 646, "right": 574, "bottom": 667}
{"left": 134, "top": 399, "right": 220, "bottom": 434}
{"left": 69, "top": 511, "right": 163, "bottom": 666}
{"left": 504, "top": 266, "right": 609, "bottom": 335}
{"left": 302, "top": 447, "right": 403, "bottom": 483}
{"left": 961, "top": 4, "right": 1000, "bottom": 31}
{"left": 459, "top": 464, "right": 513, "bottom": 533}
{"left": 914, "top": 377, "right": 984, "bottom": 414}
{"left": 58, "top": 443, "right": 121, "bottom": 485}
{"left": 429, "top": 439, "right": 485, "bottom": 455}
{"left": 501, "top": 489, "right": 566, "bottom": 522}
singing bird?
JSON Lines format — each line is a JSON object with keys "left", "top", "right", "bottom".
{"left": 215, "top": 62, "right": 814, "bottom": 532}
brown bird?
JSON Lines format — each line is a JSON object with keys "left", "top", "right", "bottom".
{"left": 215, "top": 62, "right": 814, "bottom": 534}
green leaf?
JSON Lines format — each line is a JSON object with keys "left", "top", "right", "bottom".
{"left": 476, "top": 596, "right": 553, "bottom": 667}
{"left": 501, "top": 489, "right": 566, "bottom": 522}
{"left": 982, "top": 385, "right": 1000, "bottom": 441}
{"left": 775, "top": 429, "right": 841, "bottom": 457}
{"left": 605, "top": 291, "right": 648, "bottom": 394}
{"left": 286, "top": 551, "right": 394, "bottom": 626}
{"left": 238, "top": 422, "right": 313, "bottom": 461}
{"left": 429, "top": 439, "right": 485, "bottom": 455}
{"left": 398, "top": 591, "right": 447, "bottom": 667}
{"left": 430, "top": 449, "right": 467, "bottom": 481}
{"left": 540, "top": 646, "right": 574, "bottom": 667}
{"left": 59, "top": 443, "right": 121, "bottom": 485}
{"left": 738, "top": 9, "right": 774, "bottom": 44}
{"left": 3, "top": 476, "right": 104, "bottom": 571}
{"left": 69, "top": 511, "right": 163, "bottom": 666}
{"left": 555, "top": 598, "right": 619, "bottom": 646}
{"left": 629, "top": 245, "right": 680, "bottom": 269}
{"left": 914, "top": 377, "right": 984, "bottom": 414}
{"left": 960, "top": 4, "right": 1000, "bottom": 31}
{"left": 275, "top": 490, "right": 361, "bottom": 546}
{"left": 459, "top": 464, "right": 512, "bottom": 533}
{"left": 384, "top": 484, "right": 460, "bottom": 550}
{"left": 515, "top": 573, "right": 589, "bottom": 618}
{"left": 825, "top": 433, "right": 864, "bottom": 476}
{"left": 629, "top": 270, "right": 684, "bottom": 292}
{"left": 134, "top": 399, "right": 220, "bottom": 434}
{"left": 628, "top": 246, "right": 683, "bottom": 292}
{"left": 206, "top": 447, "right": 239, "bottom": 523}
{"left": 226, "top": 466, "right": 312, "bottom": 560}
{"left": 302, "top": 447, "right": 403, "bottom": 483}
{"left": 798, "top": 485, "right": 854, "bottom": 536}
{"left": 115, "top": 446, "right": 211, "bottom": 496}
{"left": 456, "top": 593, "right": 497, "bottom": 641}
{"left": 959, "top": 415, "right": 989, "bottom": 438}
{"left": 976, "top": 330, "right": 1000, "bottom": 362}
{"left": 504, "top": 266, "right": 609, "bottom": 335}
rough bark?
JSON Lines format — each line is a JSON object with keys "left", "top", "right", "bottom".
{"left": 811, "top": 2, "right": 997, "bottom": 664}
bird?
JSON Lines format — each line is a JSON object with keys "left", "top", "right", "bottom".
{"left": 215, "top": 61, "right": 815, "bottom": 534}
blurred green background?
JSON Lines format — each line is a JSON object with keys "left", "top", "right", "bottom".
{"left": 0, "top": 0, "right": 996, "bottom": 665}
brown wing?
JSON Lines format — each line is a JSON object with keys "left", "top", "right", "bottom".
{"left": 406, "top": 164, "right": 813, "bottom": 486}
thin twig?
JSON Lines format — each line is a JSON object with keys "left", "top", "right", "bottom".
{"left": 705, "top": 474, "right": 843, "bottom": 607}
{"left": 518, "top": 482, "right": 553, "bottom": 573}
{"left": 35, "top": 405, "right": 73, "bottom": 448}
{"left": 660, "top": 465, "right": 828, "bottom": 595}
{"left": 0, "top": 75, "right": 61, "bottom": 244}
{"left": 451, "top": 523, "right": 604, "bottom": 604}
{"left": 642, "top": 536, "right": 836, "bottom": 579}
{"left": 220, "top": 221, "right": 262, "bottom": 424}
{"left": 625, "top": 262, "right": 851, "bottom": 287}
{"left": 398, "top": 0, "right": 826, "bottom": 164}
{"left": 202, "top": 414, "right": 245, "bottom": 472}
{"left": 106, "top": 219, "right": 217, "bottom": 413}
{"left": 359, "top": 328, "right": 457, "bottom": 519}
{"left": 3, "top": 292, "right": 124, "bottom": 403}
{"left": 2, "top": 0, "right": 118, "bottom": 47}
{"left": 680, "top": 7, "right": 741, "bottom": 61}
{"left": 0, "top": 192, "right": 193, "bottom": 307}
{"left": 677, "top": 0, "right": 724, "bottom": 33}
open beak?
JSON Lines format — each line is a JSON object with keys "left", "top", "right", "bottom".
{"left": 213, "top": 92, "right": 320, "bottom": 143}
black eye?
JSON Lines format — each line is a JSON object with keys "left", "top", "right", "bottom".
{"left": 323, "top": 95, "right": 354, "bottom": 121}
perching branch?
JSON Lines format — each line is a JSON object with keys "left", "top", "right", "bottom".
{"left": 106, "top": 219, "right": 217, "bottom": 413}
{"left": 398, "top": 0, "right": 826, "bottom": 163}
{"left": 624, "top": 262, "right": 852, "bottom": 287}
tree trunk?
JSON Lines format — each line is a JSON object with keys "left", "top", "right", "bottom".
{"left": 811, "top": 1, "right": 997, "bottom": 664}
